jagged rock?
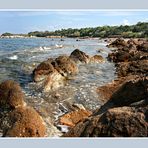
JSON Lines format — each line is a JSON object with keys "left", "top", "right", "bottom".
{"left": 0, "top": 80, "right": 25, "bottom": 109}
{"left": 64, "top": 107, "right": 148, "bottom": 137}
{"left": 107, "top": 38, "right": 128, "bottom": 48}
{"left": 51, "top": 55, "right": 78, "bottom": 77}
{"left": 4, "top": 106, "right": 46, "bottom": 137}
{"left": 96, "top": 76, "right": 148, "bottom": 115}
{"left": 116, "top": 60, "right": 148, "bottom": 77}
{"left": 70, "top": 49, "right": 90, "bottom": 63}
{"left": 33, "top": 60, "right": 56, "bottom": 82}
{"left": 33, "top": 60, "right": 65, "bottom": 92}
{"left": 59, "top": 109, "right": 92, "bottom": 127}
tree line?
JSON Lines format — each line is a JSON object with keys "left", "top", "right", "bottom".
{"left": 2, "top": 22, "right": 148, "bottom": 38}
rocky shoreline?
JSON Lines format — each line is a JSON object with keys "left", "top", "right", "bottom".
{"left": 63, "top": 38, "right": 148, "bottom": 137}
{"left": 0, "top": 38, "right": 147, "bottom": 137}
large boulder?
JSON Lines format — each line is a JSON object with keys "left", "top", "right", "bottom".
{"left": 0, "top": 80, "right": 25, "bottom": 109}
{"left": 64, "top": 107, "right": 148, "bottom": 137}
{"left": 51, "top": 55, "right": 78, "bottom": 77}
{"left": 96, "top": 76, "right": 148, "bottom": 115}
{"left": 33, "top": 60, "right": 56, "bottom": 82}
{"left": 33, "top": 60, "right": 65, "bottom": 92}
{"left": 3, "top": 106, "right": 46, "bottom": 137}
{"left": 70, "top": 49, "right": 90, "bottom": 63}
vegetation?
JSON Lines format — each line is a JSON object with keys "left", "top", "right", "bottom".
{"left": 1, "top": 22, "right": 148, "bottom": 38}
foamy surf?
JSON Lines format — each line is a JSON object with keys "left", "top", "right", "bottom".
{"left": 7, "top": 55, "right": 18, "bottom": 60}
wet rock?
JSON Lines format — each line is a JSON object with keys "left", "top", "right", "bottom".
{"left": 33, "top": 60, "right": 56, "bottom": 82}
{"left": 33, "top": 60, "right": 65, "bottom": 92}
{"left": 52, "top": 55, "right": 78, "bottom": 77}
{"left": 90, "top": 55, "right": 105, "bottom": 63}
{"left": 70, "top": 49, "right": 90, "bottom": 63}
{"left": 64, "top": 107, "right": 147, "bottom": 137}
{"left": 4, "top": 106, "right": 46, "bottom": 137}
{"left": 0, "top": 80, "right": 25, "bottom": 109}
{"left": 59, "top": 109, "right": 92, "bottom": 127}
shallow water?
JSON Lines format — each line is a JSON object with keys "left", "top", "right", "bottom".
{"left": 0, "top": 37, "right": 116, "bottom": 137}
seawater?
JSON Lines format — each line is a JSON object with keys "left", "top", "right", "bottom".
{"left": 0, "top": 37, "right": 116, "bottom": 136}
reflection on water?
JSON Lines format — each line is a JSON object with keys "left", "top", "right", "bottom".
{"left": 0, "top": 38, "right": 116, "bottom": 136}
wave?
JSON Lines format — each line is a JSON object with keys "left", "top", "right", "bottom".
{"left": 7, "top": 55, "right": 18, "bottom": 60}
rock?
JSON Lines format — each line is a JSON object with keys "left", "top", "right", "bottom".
{"left": 0, "top": 80, "right": 25, "bottom": 109}
{"left": 33, "top": 60, "right": 56, "bottom": 82}
{"left": 97, "top": 76, "right": 130, "bottom": 103}
{"left": 107, "top": 38, "right": 128, "bottom": 48}
{"left": 52, "top": 55, "right": 78, "bottom": 77}
{"left": 90, "top": 55, "right": 105, "bottom": 63}
{"left": 137, "top": 42, "right": 148, "bottom": 52}
{"left": 43, "top": 71, "right": 66, "bottom": 92}
{"left": 96, "top": 76, "right": 148, "bottom": 115}
{"left": 4, "top": 106, "right": 46, "bottom": 137}
{"left": 33, "top": 60, "right": 65, "bottom": 92}
{"left": 64, "top": 107, "right": 148, "bottom": 137}
{"left": 116, "top": 60, "right": 148, "bottom": 77}
{"left": 59, "top": 109, "right": 92, "bottom": 127}
{"left": 70, "top": 49, "right": 90, "bottom": 63}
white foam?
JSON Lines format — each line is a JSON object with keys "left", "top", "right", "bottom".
{"left": 55, "top": 44, "right": 63, "bottom": 48}
{"left": 8, "top": 55, "right": 18, "bottom": 60}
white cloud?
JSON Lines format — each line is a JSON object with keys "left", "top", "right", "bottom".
{"left": 122, "top": 19, "right": 130, "bottom": 25}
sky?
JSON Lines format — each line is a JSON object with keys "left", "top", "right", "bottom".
{"left": 0, "top": 10, "right": 147, "bottom": 34}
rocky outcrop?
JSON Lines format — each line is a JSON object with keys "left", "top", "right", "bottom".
{"left": 4, "top": 107, "right": 46, "bottom": 137}
{"left": 0, "top": 80, "right": 26, "bottom": 109}
{"left": 96, "top": 76, "right": 148, "bottom": 114}
{"left": 70, "top": 49, "right": 90, "bottom": 63}
{"left": 52, "top": 55, "right": 78, "bottom": 77}
{"left": 33, "top": 49, "right": 104, "bottom": 92}
{"left": 63, "top": 38, "right": 148, "bottom": 137}
{"left": 0, "top": 80, "right": 46, "bottom": 137}
{"left": 64, "top": 107, "right": 148, "bottom": 137}
{"left": 107, "top": 38, "right": 128, "bottom": 48}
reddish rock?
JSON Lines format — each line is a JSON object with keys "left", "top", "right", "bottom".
{"left": 33, "top": 60, "right": 65, "bottom": 92}
{"left": 4, "top": 106, "right": 46, "bottom": 137}
{"left": 64, "top": 107, "right": 147, "bottom": 137}
{"left": 70, "top": 49, "right": 90, "bottom": 63}
{"left": 108, "top": 38, "right": 128, "bottom": 48}
{"left": 33, "top": 60, "right": 56, "bottom": 82}
{"left": 116, "top": 60, "right": 148, "bottom": 77}
{"left": 0, "top": 80, "right": 25, "bottom": 109}
{"left": 52, "top": 55, "right": 78, "bottom": 77}
{"left": 90, "top": 55, "right": 105, "bottom": 63}
{"left": 59, "top": 109, "right": 92, "bottom": 127}
{"left": 96, "top": 76, "right": 148, "bottom": 115}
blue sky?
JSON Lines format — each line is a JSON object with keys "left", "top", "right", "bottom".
{"left": 0, "top": 11, "right": 147, "bottom": 34}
